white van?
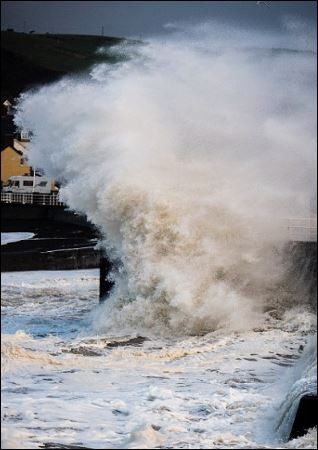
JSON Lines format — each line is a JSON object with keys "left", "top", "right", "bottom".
{"left": 3, "top": 176, "right": 59, "bottom": 194}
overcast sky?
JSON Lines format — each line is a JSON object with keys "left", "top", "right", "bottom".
{"left": 1, "top": 1, "right": 316, "bottom": 38}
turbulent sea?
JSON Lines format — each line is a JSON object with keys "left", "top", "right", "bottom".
{"left": 1, "top": 269, "right": 316, "bottom": 449}
{"left": 2, "top": 18, "right": 317, "bottom": 450}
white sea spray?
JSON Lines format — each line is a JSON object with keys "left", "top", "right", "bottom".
{"left": 14, "top": 22, "right": 316, "bottom": 336}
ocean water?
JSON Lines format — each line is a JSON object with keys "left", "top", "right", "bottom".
{"left": 1, "top": 233, "right": 35, "bottom": 246}
{"left": 1, "top": 269, "right": 316, "bottom": 449}
{"left": 4, "top": 19, "right": 317, "bottom": 449}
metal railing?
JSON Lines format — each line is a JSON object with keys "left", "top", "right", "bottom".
{"left": 286, "top": 217, "right": 317, "bottom": 242}
{"left": 1, "top": 192, "right": 316, "bottom": 241}
{"left": 1, "top": 192, "right": 64, "bottom": 206}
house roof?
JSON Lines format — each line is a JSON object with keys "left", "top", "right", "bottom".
{"left": 1, "top": 95, "right": 15, "bottom": 104}
{"left": 13, "top": 138, "right": 28, "bottom": 153}
{"left": 1, "top": 145, "right": 23, "bottom": 156}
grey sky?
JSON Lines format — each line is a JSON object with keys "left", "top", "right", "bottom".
{"left": 1, "top": 1, "right": 316, "bottom": 38}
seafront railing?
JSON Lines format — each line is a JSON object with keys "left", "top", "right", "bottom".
{"left": 287, "top": 217, "right": 317, "bottom": 242}
{"left": 1, "top": 192, "right": 64, "bottom": 206}
{"left": 1, "top": 192, "right": 317, "bottom": 241}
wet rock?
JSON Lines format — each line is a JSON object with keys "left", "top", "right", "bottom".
{"left": 105, "top": 336, "right": 148, "bottom": 348}
{"left": 40, "top": 444, "right": 93, "bottom": 449}
{"left": 289, "top": 395, "right": 317, "bottom": 440}
{"left": 62, "top": 347, "right": 101, "bottom": 357}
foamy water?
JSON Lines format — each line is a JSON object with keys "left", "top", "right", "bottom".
{"left": 3, "top": 19, "right": 317, "bottom": 449}
{"left": 1, "top": 270, "right": 316, "bottom": 449}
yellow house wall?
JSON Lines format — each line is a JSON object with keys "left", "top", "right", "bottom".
{"left": 1, "top": 146, "right": 31, "bottom": 184}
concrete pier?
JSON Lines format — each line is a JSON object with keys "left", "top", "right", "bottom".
{"left": 1, "top": 202, "right": 94, "bottom": 228}
{"left": 283, "top": 241, "right": 317, "bottom": 308}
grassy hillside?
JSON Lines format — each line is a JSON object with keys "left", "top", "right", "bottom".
{"left": 1, "top": 31, "right": 124, "bottom": 98}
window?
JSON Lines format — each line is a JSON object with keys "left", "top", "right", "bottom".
{"left": 14, "top": 181, "right": 19, "bottom": 187}
{"left": 21, "top": 130, "right": 29, "bottom": 140}
{"left": 38, "top": 181, "right": 47, "bottom": 187}
{"left": 23, "top": 180, "right": 34, "bottom": 186}
{"left": 20, "top": 158, "right": 24, "bottom": 165}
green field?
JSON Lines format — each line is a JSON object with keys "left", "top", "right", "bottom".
{"left": 1, "top": 31, "right": 124, "bottom": 98}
